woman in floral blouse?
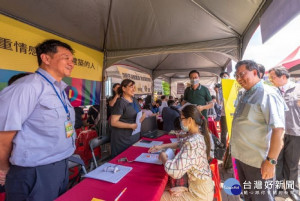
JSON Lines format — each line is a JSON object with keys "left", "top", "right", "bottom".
{"left": 149, "top": 105, "right": 214, "bottom": 200}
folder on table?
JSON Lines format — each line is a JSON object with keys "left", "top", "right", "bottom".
{"left": 84, "top": 162, "right": 132, "bottom": 183}
{"left": 134, "top": 148, "right": 175, "bottom": 165}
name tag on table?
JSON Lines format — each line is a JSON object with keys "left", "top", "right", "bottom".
{"left": 65, "top": 120, "right": 74, "bottom": 138}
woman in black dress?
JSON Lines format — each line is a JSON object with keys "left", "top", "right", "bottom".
{"left": 110, "top": 79, "right": 145, "bottom": 157}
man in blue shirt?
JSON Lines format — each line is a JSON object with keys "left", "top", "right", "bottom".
{"left": 231, "top": 60, "right": 286, "bottom": 201}
{"left": 0, "top": 39, "right": 76, "bottom": 201}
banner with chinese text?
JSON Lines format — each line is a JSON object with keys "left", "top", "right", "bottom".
{"left": 0, "top": 14, "right": 103, "bottom": 81}
{"left": 0, "top": 14, "right": 103, "bottom": 106}
{"left": 117, "top": 66, "right": 152, "bottom": 94}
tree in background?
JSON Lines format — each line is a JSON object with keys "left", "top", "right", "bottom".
{"left": 162, "top": 81, "right": 170, "bottom": 95}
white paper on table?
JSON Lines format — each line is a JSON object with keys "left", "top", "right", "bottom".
{"left": 132, "top": 111, "right": 142, "bottom": 135}
{"left": 134, "top": 153, "right": 162, "bottom": 165}
{"left": 134, "top": 148, "right": 175, "bottom": 165}
{"left": 134, "top": 140, "right": 163, "bottom": 148}
{"left": 170, "top": 138, "right": 179, "bottom": 143}
{"left": 165, "top": 148, "right": 175, "bottom": 160}
{"left": 84, "top": 162, "right": 132, "bottom": 183}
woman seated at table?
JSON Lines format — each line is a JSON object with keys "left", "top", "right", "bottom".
{"left": 149, "top": 105, "right": 214, "bottom": 201}
{"left": 111, "top": 79, "right": 146, "bottom": 158}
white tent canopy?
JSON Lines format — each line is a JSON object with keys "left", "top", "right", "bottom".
{"left": 2, "top": 0, "right": 299, "bottom": 128}
{"left": 0, "top": 0, "right": 274, "bottom": 78}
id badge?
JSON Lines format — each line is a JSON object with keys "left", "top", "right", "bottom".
{"left": 65, "top": 120, "right": 74, "bottom": 138}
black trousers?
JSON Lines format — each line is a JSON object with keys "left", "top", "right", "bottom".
{"left": 220, "top": 115, "right": 228, "bottom": 147}
{"left": 236, "top": 159, "right": 274, "bottom": 201}
{"left": 5, "top": 159, "right": 69, "bottom": 201}
{"left": 276, "top": 134, "right": 300, "bottom": 193}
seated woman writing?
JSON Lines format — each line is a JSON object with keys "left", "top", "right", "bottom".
{"left": 149, "top": 105, "right": 214, "bottom": 201}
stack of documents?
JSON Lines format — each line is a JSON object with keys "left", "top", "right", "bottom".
{"left": 134, "top": 148, "right": 175, "bottom": 165}
{"left": 84, "top": 163, "right": 132, "bottom": 183}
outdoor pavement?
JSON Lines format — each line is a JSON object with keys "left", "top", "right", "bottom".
{"left": 218, "top": 160, "right": 300, "bottom": 201}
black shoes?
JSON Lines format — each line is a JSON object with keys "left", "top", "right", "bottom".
{"left": 288, "top": 191, "right": 300, "bottom": 201}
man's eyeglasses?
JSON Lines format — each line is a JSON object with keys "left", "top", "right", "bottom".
{"left": 234, "top": 71, "right": 247, "bottom": 79}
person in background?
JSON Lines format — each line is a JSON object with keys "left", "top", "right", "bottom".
{"left": 169, "top": 95, "right": 174, "bottom": 100}
{"left": 149, "top": 105, "right": 213, "bottom": 200}
{"left": 258, "top": 63, "right": 265, "bottom": 79}
{"left": 137, "top": 98, "right": 144, "bottom": 108}
{"left": 151, "top": 99, "right": 161, "bottom": 114}
{"left": 182, "top": 70, "right": 213, "bottom": 119}
{"left": 231, "top": 60, "right": 286, "bottom": 201}
{"left": 0, "top": 39, "right": 76, "bottom": 201}
{"left": 142, "top": 103, "right": 154, "bottom": 118}
{"left": 74, "top": 107, "right": 85, "bottom": 129}
{"left": 107, "top": 83, "right": 120, "bottom": 119}
{"left": 269, "top": 66, "right": 300, "bottom": 201}
{"left": 214, "top": 72, "right": 229, "bottom": 147}
{"left": 87, "top": 104, "right": 100, "bottom": 125}
{"left": 207, "top": 95, "right": 221, "bottom": 121}
{"left": 110, "top": 79, "right": 146, "bottom": 158}
{"left": 144, "top": 94, "right": 152, "bottom": 106}
{"left": 162, "top": 100, "right": 180, "bottom": 132}
{"left": 159, "top": 95, "right": 168, "bottom": 114}
{"left": 174, "top": 97, "right": 179, "bottom": 105}
{"left": 7, "top": 73, "right": 30, "bottom": 86}
{"left": 179, "top": 95, "right": 184, "bottom": 103}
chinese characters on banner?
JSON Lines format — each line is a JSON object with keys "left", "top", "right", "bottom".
{"left": 0, "top": 14, "right": 104, "bottom": 106}
{"left": 117, "top": 66, "right": 152, "bottom": 94}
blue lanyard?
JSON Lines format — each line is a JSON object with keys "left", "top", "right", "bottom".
{"left": 36, "top": 71, "right": 70, "bottom": 120}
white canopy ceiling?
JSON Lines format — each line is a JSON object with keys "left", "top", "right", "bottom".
{"left": 0, "top": 0, "right": 273, "bottom": 78}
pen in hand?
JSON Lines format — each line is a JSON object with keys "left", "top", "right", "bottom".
{"left": 114, "top": 187, "right": 127, "bottom": 201}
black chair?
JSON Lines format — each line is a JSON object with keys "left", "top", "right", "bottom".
{"left": 68, "top": 154, "right": 87, "bottom": 188}
{"left": 89, "top": 135, "right": 110, "bottom": 171}
{"left": 68, "top": 154, "right": 87, "bottom": 174}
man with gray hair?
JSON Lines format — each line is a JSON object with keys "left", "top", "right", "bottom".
{"left": 269, "top": 66, "right": 300, "bottom": 201}
{"left": 231, "top": 60, "right": 286, "bottom": 201}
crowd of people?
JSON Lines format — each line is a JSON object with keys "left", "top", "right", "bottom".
{"left": 0, "top": 39, "right": 299, "bottom": 201}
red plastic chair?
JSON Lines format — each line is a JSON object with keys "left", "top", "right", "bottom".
{"left": 75, "top": 130, "right": 100, "bottom": 166}
{"left": 210, "top": 159, "right": 222, "bottom": 201}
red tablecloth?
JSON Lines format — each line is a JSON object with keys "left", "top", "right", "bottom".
{"left": 56, "top": 134, "right": 221, "bottom": 201}
{"left": 56, "top": 135, "right": 172, "bottom": 201}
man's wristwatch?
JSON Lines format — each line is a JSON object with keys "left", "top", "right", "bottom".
{"left": 266, "top": 156, "right": 277, "bottom": 165}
